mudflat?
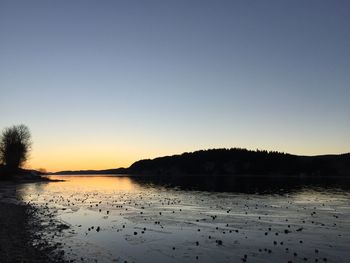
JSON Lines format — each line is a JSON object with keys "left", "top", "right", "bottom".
{"left": 0, "top": 183, "right": 66, "bottom": 263}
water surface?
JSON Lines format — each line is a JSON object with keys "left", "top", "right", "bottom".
{"left": 17, "top": 175, "right": 350, "bottom": 263}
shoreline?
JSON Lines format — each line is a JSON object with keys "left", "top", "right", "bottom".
{"left": 0, "top": 180, "right": 67, "bottom": 263}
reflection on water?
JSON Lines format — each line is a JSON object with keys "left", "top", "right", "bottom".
{"left": 49, "top": 175, "right": 138, "bottom": 192}
{"left": 131, "top": 175, "right": 350, "bottom": 194}
{"left": 17, "top": 175, "right": 350, "bottom": 263}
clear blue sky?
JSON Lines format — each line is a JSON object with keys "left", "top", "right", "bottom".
{"left": 0, "top": 1, "right": 349, "bottom": 171}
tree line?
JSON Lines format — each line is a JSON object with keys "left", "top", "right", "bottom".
{"left": 129, "top": 148, "right": 350, "bottom": 176}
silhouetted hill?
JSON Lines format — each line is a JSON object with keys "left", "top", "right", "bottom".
{"left": 128, "top": 149, "right": 350, "bottom": 177}
{"left": 52, "top": 149, "right": 350, "bottom": 177}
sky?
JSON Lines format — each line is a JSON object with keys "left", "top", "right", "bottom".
{"left": 0, "top": 0, "right": 349, "bottom": 172}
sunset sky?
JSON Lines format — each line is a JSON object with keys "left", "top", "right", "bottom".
{"left": 1, "top": 1, "right": 349, "bottom": 172}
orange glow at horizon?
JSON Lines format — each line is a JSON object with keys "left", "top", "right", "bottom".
{"left": 28, "top": 150, "right": 137, "bottom": 172}
{"left": 26, "top": 142, "right": 350, "bottom": 173}
{"left": 26, "top": 140, "right": 187, "bottom": 172}
{"left": 23, "top": 124, "right": 350, "bottom": 173}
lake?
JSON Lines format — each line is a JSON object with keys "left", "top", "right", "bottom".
{"left": 16, "top": 175, "right": 350, "bottom": 263}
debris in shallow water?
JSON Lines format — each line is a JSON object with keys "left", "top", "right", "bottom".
{"left": 216, "top": 240, "right": 223, "bottom": 245}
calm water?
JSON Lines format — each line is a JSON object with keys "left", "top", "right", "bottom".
{"left": 15, "top": 175, "right": 350, "bottom": 263}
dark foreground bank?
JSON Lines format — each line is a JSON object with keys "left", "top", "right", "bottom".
{"left": 0, "top": 184, "right": 67, "bottom": 263}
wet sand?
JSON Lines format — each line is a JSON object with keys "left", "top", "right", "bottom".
{"left": 0, "top": 182, "right": 67, "bottom": 263}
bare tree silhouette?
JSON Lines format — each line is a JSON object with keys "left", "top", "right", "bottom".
{"left": 0, "top": 124, "right": 32, "bottom": 172}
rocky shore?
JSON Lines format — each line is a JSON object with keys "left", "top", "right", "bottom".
{"left": 0, "top": 181, "right": 67, "bottom": 263}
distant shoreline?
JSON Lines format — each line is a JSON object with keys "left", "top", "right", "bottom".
{"left": 49, "top": 148, "right": 350, "bottom": 177}
{"left": 48, "top": 173, "right": 350, "bottom": 178}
